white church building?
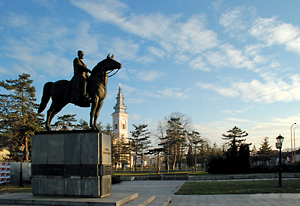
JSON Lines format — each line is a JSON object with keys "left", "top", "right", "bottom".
{"left": 111, "top": 84, "right": 129, "bottom": 140}
{"left": 111, "top": 84, "right": 149, "bottom": 169}
{"left": 111, "top": 84, "right": 132, "bottom": 169}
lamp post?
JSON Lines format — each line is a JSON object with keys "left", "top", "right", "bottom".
{"left": 290, "top": 123, "right": 296, "bottom": 156}
{"left": 18, "top": 145, "right": 25, "bottom": 187}
{"left": 293, "top": 126, "right": 300, "bottom": 157}
{"left": 276, "top": 135, "right": 284, "bottom": 187}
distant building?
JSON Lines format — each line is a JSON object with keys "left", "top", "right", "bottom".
{"left": 252, "top": 150, "right": 292, "bottom": 166}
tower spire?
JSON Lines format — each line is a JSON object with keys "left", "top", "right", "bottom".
{"left": 112, "top": 83, "right": 127, "bottom": 114}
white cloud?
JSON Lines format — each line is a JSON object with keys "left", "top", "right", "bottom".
{"left": 222, "top": 106, "right": 253, "bottom": 115}
{"left": 131, "top": 114, "right": 141, "bottom": 120}
{"left": 250, "top": 16, "right": 300, "bottom": 54}
{"left": 0, "top": 66, "right": 12, "bottom": 75}
{"left": 197, "top": 74, "right": 300, "bottom": 103}
{"left": 157, "top": 88, "right": 189, "bottom": 99}
{"left": 226, "top": 118, "right": 249, "bottom": 123}
{"left": 212, "top": 0, "right": 224, "bottom": 11}
{"left": 3, "top": 13, "right": 27, "bottom": 27}
{"left": 219, "top": 7, "right": 246, "bottom": 31}
{"left": 72, "top": 0, "right": 218, "bottom": 69}
{"left": 193, "top": 114, "right": 300, "bottom": 149}
{"left": 219, "top": 6, "right": 255, "bottom": 39}
{"left": 173, "top": 15, "right": 218, "bottom": 54}
{"left": 119, "top": 84, "right": 136, "bottom": 94}
{"left": 145, "top": 118, "right": 152, "bottom": 124}
{"left": 71, "top": 0, "right": 128, "bottom": 24}
{"left": 136, "top": 70, "right": 165, "bottom": 82}
{"left": 2, "top": 37, "right": 71, "bottom": 77}
{"left": 131, "top": 87, "right": 190, "bottom": 100}
{"left": 71, "top": 22, "right": 102, "bottom": 56}
{"left": 147, "top": 46, "right": 166, "bottom": 58}
{"left": 136, "top": 56, "right": 155, "bottom": 64}
{"left": 116, "top": 68, "right": 130, "bottom": 81}
{"left": 189, "top": 56, "right": 210, "bottom": 72}
{"left": 110, "top": 38, "right": 140, "bottom": 61}
{"left": 204, "top": 43, "right": 254, "bottom": 70}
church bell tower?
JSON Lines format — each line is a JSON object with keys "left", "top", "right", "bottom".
{"left": 111, "top": 83, "right": 129, "bottom": 140}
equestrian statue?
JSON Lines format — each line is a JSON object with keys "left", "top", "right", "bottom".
{"left": 38, "top": 53, "right": 122, "bottom": 131}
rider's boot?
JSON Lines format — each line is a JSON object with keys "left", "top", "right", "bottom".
{"left": 82, "top": 81, "right": 91, "bottom": 102}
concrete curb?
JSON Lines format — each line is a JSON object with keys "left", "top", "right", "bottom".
{"left": 120, "top": 173, "right": 300, "bottom": 181}
{"left": 139, "top": 195, "right": 155, "bottom": 206}
{"left": 0, "top": 193, "right": 139, "bottom": 206}
{"left": 162, "top": 197, "right": 172, "bottom": 206}
{"left": 116, "top": 193, "right": 138, "bottom": 206}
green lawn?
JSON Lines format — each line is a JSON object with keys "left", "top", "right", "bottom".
{"left": 175, "top": 179, "right": 300, "bottom": 195}
{"left": 0, "top": 182, "right": 31, "bottom": 194}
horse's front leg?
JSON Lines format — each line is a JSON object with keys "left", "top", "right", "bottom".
{"left": 90, "top": 96, "right": 99, "bottom": 130}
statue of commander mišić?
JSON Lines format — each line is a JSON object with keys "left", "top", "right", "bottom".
{"left": 70, "top": 50, "right": 92, "bottom": 103}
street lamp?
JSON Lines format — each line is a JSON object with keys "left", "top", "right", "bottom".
{"left": 276, "top": 135, "right": 284, "bottom": 187}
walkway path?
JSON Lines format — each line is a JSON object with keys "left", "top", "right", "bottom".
{"left": 0, "top": 180, "right": 299, "bottom": 205}
{"left": 114, "top": 180, "right": 300, "bottom": 206}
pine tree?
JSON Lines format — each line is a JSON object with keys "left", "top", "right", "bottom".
{"left": 166, "top": 117, "right": 187, "bottom": 170}
{"left": 51, "top": 114, "right": 79, "bottom": 131}
{"left": 0, "top": 73, "right": 44, "bottom": 161}
{"left": 129, "top": 124, "right": 151, "bottom": 171}
{"left": 222, "top": 126, "right": 248, "bottom": 157}
{"left": 112, "top": 135, "right": 123, "bottom": 171}
{"left": 221, "top": 126, "right": 250, "bottom": 173}
{"left": 187, "top": 131, "right": 204, "bottom": 171}
{"left": 156, "top": 120, "right": 170, "bottom": 171}
{"left": 78, "top": 119, "right": 90, "bottom": 130}
{"left": 257, "top": 137, "right": 274, "bottom": 165}
{"left": 147, "top": 147, "right": 164, "bottom": 173}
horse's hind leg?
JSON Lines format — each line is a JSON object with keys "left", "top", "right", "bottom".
{"left": 46, "top": 102, "right": 67, "bottom": 131}
{"left": 90, "top": 96, "right": 99, "bottom": 130}
{"left": 93, "top": 99, "right": 104, "bottom": 130}
{"left": 46, "top": 108, "right": 54, "bottom": 131}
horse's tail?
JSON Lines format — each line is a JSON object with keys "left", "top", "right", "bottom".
{"left": 38, "top": 82, "right": 53, "bottom": 113}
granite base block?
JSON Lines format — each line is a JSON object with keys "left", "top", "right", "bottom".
{"left": 32, "top": 176, "right": 111, "bottom": 197}
{"left": 31, "top": 131, "right": 112, "bottom": 198}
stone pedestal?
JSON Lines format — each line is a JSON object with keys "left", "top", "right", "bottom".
{"left": 31, "top": 131, "right": 112, "bottom": 198}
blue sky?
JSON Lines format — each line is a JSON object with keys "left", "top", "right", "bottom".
{"left": 1, "top": 0, "right": 300, "bottom": 151}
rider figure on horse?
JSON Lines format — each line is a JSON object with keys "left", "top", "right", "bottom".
{"left": 71, "top": 50, "right": 92, "bottom": 103}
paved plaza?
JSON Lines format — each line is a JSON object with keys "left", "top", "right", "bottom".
{"left": 115, "top": 180, "right": 300, "bottom": 206}
{"left": 0, "top": 180, "right": 300, "bottom": 205}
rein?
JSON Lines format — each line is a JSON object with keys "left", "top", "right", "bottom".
{"left": 108, "top": 69, "right": 120, "bottom": 78}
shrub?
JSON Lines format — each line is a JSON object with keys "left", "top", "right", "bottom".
{"left": 112, "top": 175, "right": 122, "bottom": 184}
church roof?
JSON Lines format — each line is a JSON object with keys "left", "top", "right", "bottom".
{"left": 112, "top": 83, "right": 128, "bottom": 115}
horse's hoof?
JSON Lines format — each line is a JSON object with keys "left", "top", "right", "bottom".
{"left": 90, "top": 126, "right": 97, "bottom": 130}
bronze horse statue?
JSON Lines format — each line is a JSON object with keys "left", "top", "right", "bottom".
{"left": 38, "top": 54, "right": 122, "bottom": 131}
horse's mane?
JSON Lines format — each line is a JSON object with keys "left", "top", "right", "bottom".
{"left": 91, "top": 59, "right": 105, "bottom": 76}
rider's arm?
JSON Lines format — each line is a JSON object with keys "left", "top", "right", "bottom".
{"left": 74, "top": 58, "right": 92, "bottom": 73}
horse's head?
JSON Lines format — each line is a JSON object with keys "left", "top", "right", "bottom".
{"left": 92, "top": 54, "right": 122, "bottom": 76}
